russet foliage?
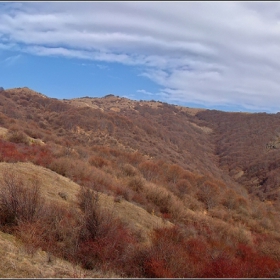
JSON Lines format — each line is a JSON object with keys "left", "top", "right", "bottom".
{"left": 1, "top": 88, "right": 280, "bottom": 277}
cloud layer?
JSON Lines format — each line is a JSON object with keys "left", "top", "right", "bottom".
{"left": 1, "top": 2, "right": 280, "bottom": 112}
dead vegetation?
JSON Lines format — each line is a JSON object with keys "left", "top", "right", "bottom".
{"left": 1, "top": 87, "right": 280, "bottom": 277}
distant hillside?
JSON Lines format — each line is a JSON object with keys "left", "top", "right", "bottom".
{"left": 1, "top": 87, "right": 280, "bottom": 277}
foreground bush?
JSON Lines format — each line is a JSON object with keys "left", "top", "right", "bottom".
{"left": 76, "top": 187, "right": 137, "bottom": 274}
{"left": 0, "top": 170, "right": 42, "bottom": 228}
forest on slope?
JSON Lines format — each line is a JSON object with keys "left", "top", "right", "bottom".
{"left": 0, "top": 87, "right": 280, "bottom": 277}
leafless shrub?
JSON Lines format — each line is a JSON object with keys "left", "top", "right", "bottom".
{"left": 127, "top": 176, "right": 144, "bottom": 192}
{"left": 7, "top": 129, "right": 29, "bottom": 144}
{"left": 121, "top": 163, "right": 138, "bottom": 177}
{"left": 77, "top": 187, "right": 115, "bottom": 240}
{"left": 197, "top": 181, "right": 220, "bottom": 210}
{"left": 0, "top": 170, "right": 43, "bottom": 228}
{"left": 183, "top": 194, "right": 204, "bottom": 212}
{"left": 122, "top": 188, "right": 134, "bottom": 202}
{"left": 89, "top": 155, "right": 109, "bottom": 168}
{"left": 17, "top": 202, "right": 82, "bottom": 260}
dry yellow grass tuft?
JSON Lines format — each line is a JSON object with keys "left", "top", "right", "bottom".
{"left": 0, "top": 231, "right": 119, "bottom": 278}
{"left": 0, "top": 127, "right": 8, "bottom": 137}
{"left": 188, "top": 121, "right": 213, "bottom": 134}
{"left": 177, "top": 106, "right": 206, "bottom": 116}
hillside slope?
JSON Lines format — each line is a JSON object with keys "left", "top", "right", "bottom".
{"left": 1, "top": 87, "right": 280, "bottom": 277}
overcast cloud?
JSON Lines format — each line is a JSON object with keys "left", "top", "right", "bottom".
{"left": 1, "top": 2, "right": 280, "bottom": 112}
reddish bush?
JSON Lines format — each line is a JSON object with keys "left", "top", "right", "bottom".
{"left": 0, "top": 140, "right": 26, "bottom": 162}
{"left": 89, "top": 155, "right": 109, "bottom": 168}
{"left": 0, "top": 138, "right": 53, "bottom": 167}
{"left": 144, "top": 258, "right": 174, "bottom": 278}
{"left": 17, "top": 202, "right": 82, "bottom": 261}
{"left": 202, "top": 255, "right": 242, "bottom": 278}
{"left": 76, "top": 187, "right": 137, "bottom": 274}
{"left": 139, "top": 160, "right": 162, "bottom": 182}
{"left": 143, "top": 226, "right": 206, "bottom": 278}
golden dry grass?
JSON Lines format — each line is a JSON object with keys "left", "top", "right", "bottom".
{"left": 0, "top": 231, "right": 119, "bottom": 278}
{"left": 64, "top": 95, "right": 207, "bottom": 117}
{"left": 0, "top": 162, "right": 172, "bottom": 243}
{"left": 177, "top": 106, "right": 206, "bottom": 116}
{"left": 5, "top": 87, "right": 48, "bottom": 99}
{"left": 0, "top": 126, "right": 45, "bottom": 145}
{"left": 0, "top": 127, "right": 8, "bottom": 137}
{"left": 64, "top": 99, "right": 102, "bottom": 110}
{"left": 98, "top": 192, "right": 173, "bottom": 244}
{"left": 188, "top": 121, "right": 213, "bottom": 134}
{"left": 0, "top": 161, "right": 175, "bottom": 277}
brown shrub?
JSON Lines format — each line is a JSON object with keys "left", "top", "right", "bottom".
{"left": 121, "top": 163, "right": 139, "bottom": 177}
{"left": 89, "top": 155, "right": 109, "bottom": 168}
{"left": 0, "top": 170, "right": 43, "bottom": 228}
{"left": 48, "top": 157, "right": 72, "bottom": 177}
{"left": 77, "top": 187, "right": 112, "bottom": 240}
{"left": 183, "top": 195, "right": 205, "bottom": 212}
{"left": 222, "top": 189, "right": 239, "bottom": 210}
{"left": 89, "top": 168, "right": 114, "bottom": 193}
{"left": 127, "top": 176, "right": 145, "bottom": 192}
{"left": 16, "top": 202, "right": 82, "bottom": 260}
{"left": 165, "top": 164, "right": 185, "bottom": 184}
{"left": 197, "top": 181, "right": 221, "bottom": 210}
{"left": 143, "top": 183, "right": 186, "bottom": 221}
{"left": 76, "top": 187, "right": 137, "bottom": 273}
{"left": 176, "top": 179, "right": 193, "bottom": 195}
{"left": 139, "top": 160, "right": 162, "bottom": 181}
{"left": 6, "top": 129, "right": 29, "bottom": 145}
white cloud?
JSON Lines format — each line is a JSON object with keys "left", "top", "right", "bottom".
{"left": 137, "top": 89, "right": 156, "bottom": 96}
{"left": 3, "top": 54, "right": 21, "bottom": 66}
{"left": 2, "top": 2, "right": 280, "bottom": 112}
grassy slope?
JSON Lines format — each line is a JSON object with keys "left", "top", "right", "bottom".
{"left": 0, "top": 231, "right": 119, "bottom": 278}
{"left": 0, "top": 161, "right": 172, "bottom": 277}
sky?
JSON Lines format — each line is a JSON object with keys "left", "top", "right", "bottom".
{"left": 2, "top": 2, "right": 280, "bottom": 113}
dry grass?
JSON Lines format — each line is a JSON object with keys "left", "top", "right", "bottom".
{"left": 188, "top": 121, "right": 213, "bottom": 134}
{"left": 65, "top": 95, "right": 206, "bottom": 117}
{"left": 0, "top": 162, "right": 172, "bottom": 244}
{"left": 97, "top": 191, "right": 173, "bottom": 244}
{"left": 5, "top": 87, "right": 48, "bottom": 99}
{"left": 0, "top": 162, "right": 175, "bottom": 277}
{"left": 0, "top": 162, "right": 80, "bottom": 206}
{"left": 0, "top": 127, "right": 8, "bottom": 137}
{"left": 177, "top": 106, "right": 206, "bottom": 116}
{"left": 64, "top": 99, "right": 101, "bottom": 110}
{"left": 0, "top": 231, "right": 119, "bottom": 278}
{"left": 0, "top": 126, "right": 45, "bottom": 145}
